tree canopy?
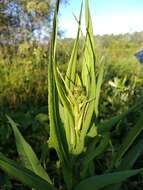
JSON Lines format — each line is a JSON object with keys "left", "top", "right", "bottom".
{"left": 0, "top": 0, "right": 68, "bottom": 44}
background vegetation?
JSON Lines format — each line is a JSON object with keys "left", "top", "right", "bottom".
{"left": 1, "top": 0, "right": 143, "bottom": 189}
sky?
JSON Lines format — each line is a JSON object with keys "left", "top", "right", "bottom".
{"left": 59, "top": 0, "right": 143, "bottom": 38}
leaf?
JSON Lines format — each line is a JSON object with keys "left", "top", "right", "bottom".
{"left": 76, "top": 101, "right": 95, "bottom": 154}
{"left": 85, "top": 134, "right": 109, "bottom": 164}
{"left": 95, "top": 60, "right": 104, "bottom": 117}
{"left": 108, "top": 138, "right": 143, "bottom": 190}
{"left": 119, "top": 138, "right": 143, "bottom": 170}
{"left": 54, "top": 4, "right": 83, "bottom": 152}
{"left": 98, "top": 97, "right": 143, "bottom": 134}
{"left": 97, "top": 113, "right": 127, "bottom": 134}
{"left": 53, "top": 64, "right": 75, "bottom": 149}
{"left": 48, "top": 0, "right": 68, "bottom": 161}
{"left": 35, "top": 113, "right": 48, "bottom": 123}
{"left": 76, "top": 0, "right": 98, "bottom": 154}
{"left": 113, "top": 112, "right": 143, "bottom": 167}
{"left": 6, "top": 115, "right": 51, "bottom": 184}
{"left": 65, "top": 2, "right": 82, "bottom": 90}
{"left": 74, "top": 168, "right": 143, "bottom": 190}
{"left": 48, "top": 0, "right": 72, "bottom": 188}
{"left": 82, "top": 0, "right": 96, "bottom": 92}
{"left": 87, "top": 123, "right": 97, "bottom": 138}
{"left": 0, "top": 153, "right": 56, "bottom": 190}
{"left": 81, "top": 133, "right": 109, "bottom": 178}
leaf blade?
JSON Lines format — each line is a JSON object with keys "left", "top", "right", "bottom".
{"left": 74, "top": 169, "right": 143, "bottom": 190}
{"left": 0, "top": 153, "right": 56, "bottom": 190}
{"left": 7, "top": 115, "right": 51, "bottom": 184}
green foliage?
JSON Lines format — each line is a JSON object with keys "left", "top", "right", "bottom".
{"left": 74, "top": 168, "right": 143, "bottom": 190}
{"left": 0, "top": 153, "right": 56, "bottom": 190}
{"left": 0, "top": 0, "right": 143, "bottom": 190}
{"left": 7, "top": 115, "right": 51, "bottom": 183}
{"left": 0, "top": 44, "right": 48, "bottom": 109}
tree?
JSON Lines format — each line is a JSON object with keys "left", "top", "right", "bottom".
{"left": 0, "top": 0, "right": 68, "bottom": 44}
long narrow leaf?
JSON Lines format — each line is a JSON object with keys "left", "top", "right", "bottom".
{"left": 48, "top": 0, "right": 73, "bottom": 188}
{"left": 119, "top": 138, "right": 143, "bottom": 170}
{"left": 82, "top": 0, "right": 96, "bottom": 92}
{"left": 81, "top": 134, "right": 109, "bottom": 178}
{"left": 48, "top": 0, "right": 68, "bottom": 161}
{"left": 113, "top": 112, "right": 143, "bottom": 167}
{"left": 0, "top": 153, "right": 56, "bottom": 190}
{"left": 95, "top": 61, "right": 104, "bottom": 117}
{"left": 65, "top": 3, "right": 82, "bottom": 90}
{"left": 74, "top": 168, "right": 143, "bottom": 190}
{"left": 6, "top": 115, "right": 51, "bottom": 184}
{"left": 109, "top": 138, "right": 143, "bottom": 190}
{"left": 98, "top": 98, "right": 143, "bottom": 134}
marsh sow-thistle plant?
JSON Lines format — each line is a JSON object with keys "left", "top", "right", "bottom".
{"left": 1, "top": 0, "right": 143, "bottom": 190}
